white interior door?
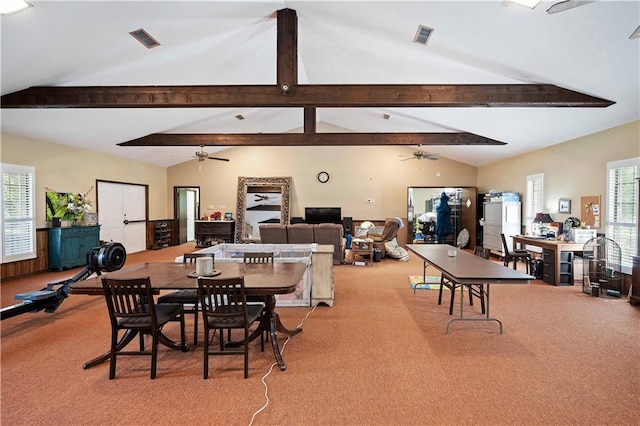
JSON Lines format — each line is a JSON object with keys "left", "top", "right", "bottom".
{"left": 98, "top": 182, "right": 147, "bottom": 254}
{"left": 98, "top": 182, "right": 124, "bottom": 244}
{"left": 122, "top": 185, "right": 147, "bottom": 253}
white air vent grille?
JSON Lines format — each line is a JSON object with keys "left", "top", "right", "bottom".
{"left": 129, "top": 28, "right": 161, "bottom": 49}
{"left": 413, "top": 25, "right": 434, "bottom": 45}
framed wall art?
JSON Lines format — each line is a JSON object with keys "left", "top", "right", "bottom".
{"left": 558, "top": 198, "right": 571, "bottom": 214}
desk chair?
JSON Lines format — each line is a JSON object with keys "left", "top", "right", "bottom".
{"left": 437, "top": 246, "right": 490, "bottom": 315}
{"left": 101, "top": 276, "right": 186, "bottom": 379}
{"left": 501, "top": 233, "right": 531, "bottom": 274}
{"left": 197, "top": 276, "right": 264, "bottom": 379}
{"left": 158, "top": 252, "right": 214, "bottom": 345}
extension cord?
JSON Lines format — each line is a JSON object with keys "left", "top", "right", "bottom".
{"left": 248, "top": 304, "right": 319, "bottom": 425}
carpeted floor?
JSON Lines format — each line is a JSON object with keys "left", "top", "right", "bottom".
{"left": 1, "top": 243, "right": 639, "bottom": 425}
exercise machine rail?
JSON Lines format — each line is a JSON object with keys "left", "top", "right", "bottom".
{"left": 1, "top": 242, "right": 126, "bottom": 321}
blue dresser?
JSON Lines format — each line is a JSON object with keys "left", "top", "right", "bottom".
{"left": 48, "top": 226, "right": 101, "bottom": 271}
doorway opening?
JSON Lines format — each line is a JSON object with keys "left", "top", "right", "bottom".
{"left": 174, "top": 187, "right": 200, "bottom": 244}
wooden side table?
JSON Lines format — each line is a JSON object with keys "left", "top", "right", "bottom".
{"left": 351, "top": 238, "right": 374, "bottom": 266}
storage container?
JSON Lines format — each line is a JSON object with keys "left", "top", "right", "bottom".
{"left": 570, "top": 229, "right": 597, "bottom": 244}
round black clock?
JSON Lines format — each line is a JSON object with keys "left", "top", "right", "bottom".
{"left": 317, "top": 171, "right": 330, "bottom": 183}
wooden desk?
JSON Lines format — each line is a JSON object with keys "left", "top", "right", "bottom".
{"left": 71, "top": 262, "right": 306, "bottom": 371}
{"left": 407, "top": 244, "right": 531, "bottom": 333}
{"left": 511, "top": 236, "right": 584, "bottom": 286}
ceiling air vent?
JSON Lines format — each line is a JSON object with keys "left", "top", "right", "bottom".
{"left": 413, "top": 25, "right": 434, "bottom": 46}
{"left": 129, "top": 28, "right": 161, "bottom": 49}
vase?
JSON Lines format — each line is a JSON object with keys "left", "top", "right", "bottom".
{"left": 71, "top": 216, "right": 80, "bottom": 227}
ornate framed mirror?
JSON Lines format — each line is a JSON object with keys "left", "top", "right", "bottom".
{"left": 235, "top": 176, "right": 292, "bottom": 243}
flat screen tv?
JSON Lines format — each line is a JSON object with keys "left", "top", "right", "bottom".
{"left": 304, "top": 207, "right": 342, "bottom": 224}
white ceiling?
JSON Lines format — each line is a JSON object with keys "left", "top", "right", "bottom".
{"left": 1, "top": 0, "right": 639, "bottom": 167}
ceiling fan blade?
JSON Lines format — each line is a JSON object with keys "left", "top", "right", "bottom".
{"left": 207, "top": 157, "right": 230, "bottom": 162}
{"left": 546, "top": 0, "right": 595, "bottom": 14}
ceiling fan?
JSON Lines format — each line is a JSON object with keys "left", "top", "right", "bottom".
{"left": 193, "top": 146, "right": 229, "bottom": 162}
{"left": 401, "top": 151, "right": 439, "bottom": 161}
{"left": 546, "top": 0, "right": 595, "bottom": 14}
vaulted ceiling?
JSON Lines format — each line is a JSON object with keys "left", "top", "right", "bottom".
{"left": 1, "top": 1, "right": 638, "bottom": 167}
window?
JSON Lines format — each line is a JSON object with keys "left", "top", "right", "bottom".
{"left": 1, "top": 163, "right": 36, "bottom": 263}
{"left": 525, "top": 173, "right": 544, "bottom": 234}
{"left": 606, "top": 158, "right": 639, "bottom": 275}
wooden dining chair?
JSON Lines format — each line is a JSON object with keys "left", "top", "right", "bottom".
{"left": 101, "top": 276, "right": 186, "bottom": 379}
{"left": 242, "top": 252, "right": 273, "bottom": 339}
{"left": 437, "top": 246, "right": 491, "bottom": 315}
{"left": 158, "top": 252, "right": 214, "bottom": 345}
{"left": 242, "top": 252, "right": 273, "bottom": 303}
{"left": 243, "top": 252, "right": 274, "bottom": 265}
{"left": 197, "top": 276, "right": 264, "bottom": 379}
{"left": 501, "top": 233, "right": 531, "bottom": 274}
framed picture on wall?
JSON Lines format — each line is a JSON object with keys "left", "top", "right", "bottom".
{"left": 558, "top": 198, "right": 571, "bottom": 214}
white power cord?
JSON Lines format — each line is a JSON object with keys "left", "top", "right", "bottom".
{"left": 248, "top": 304, "right": 319, "bottom": 426}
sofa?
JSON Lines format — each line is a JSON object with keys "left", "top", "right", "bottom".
{"left": 313, "top": 223, "right": 346, "bottom": 265}
{"left": 257, "top": 223, "right": 288, "bottom": 244}
{"left": 259, "top": 223, "right": 345, "bottom": 265}
{"left": 287, "top": 223, "right": 315, "bottom": 244}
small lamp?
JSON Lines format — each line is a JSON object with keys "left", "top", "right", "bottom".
{"left": 533, "top": 213, "right": 554, "bottom": 235}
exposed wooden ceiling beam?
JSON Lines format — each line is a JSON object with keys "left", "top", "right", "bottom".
{"left": 0, "top": 7, "right": 614, "bottom": 151}
{"left": 118, "top": 132, "right": 506, "bottom": 147}
{"left": 277, "top": 8, "right": 297, "bottom": 89}
{"left": 0, "top": 84, "right": 614, "bottom": 108}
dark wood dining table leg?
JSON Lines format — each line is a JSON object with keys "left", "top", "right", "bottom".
{"left": 264, "top": 295, "right": 301, "bottom": 371}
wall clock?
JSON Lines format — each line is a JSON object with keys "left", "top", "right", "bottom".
{"left": 317, "top": 171, "right": 330, "bottom": 183}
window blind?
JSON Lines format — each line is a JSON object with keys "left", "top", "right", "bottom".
{"left": 606, "top": 158, "right": 639, "bottom": 275}
{"left": 1, "top": 164, "right": 36, "bottom": 263}
{"left": 525, "top": 173, "right": 543, "bottom": 234}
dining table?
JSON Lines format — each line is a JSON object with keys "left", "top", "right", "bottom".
{"left": 406, "top": 244, "right": 533, "bottom": 333}
{"left": 70, "top": 261, "right": 307, "bottom": 371}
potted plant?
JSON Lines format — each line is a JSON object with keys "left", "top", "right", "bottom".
{"left": 563, "top": 217, "right": 581, "bottom": 241}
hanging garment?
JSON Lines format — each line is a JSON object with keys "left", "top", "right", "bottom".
{"left": 436, "top": 192, "right": 452, "bottom": 243}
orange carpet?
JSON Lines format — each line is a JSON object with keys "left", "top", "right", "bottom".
{"left": 1, "top": 244, "right": 638, "bottom": 425}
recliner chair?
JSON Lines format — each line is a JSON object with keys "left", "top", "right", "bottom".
{"left": 370, "top": 218, "right": 401, "bottom": 258}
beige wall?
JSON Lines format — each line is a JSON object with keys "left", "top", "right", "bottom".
{"left": 2, "top": 119, "right": 637, "bottom": 232}
{"left": 0, "top": 133, "right": 168, "bottom": 227}
{"left": 166, "top": 145, "right": 477, "bottom": 221}
{"left": 478, "top": 120, "right": 640, "bottom": 231}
